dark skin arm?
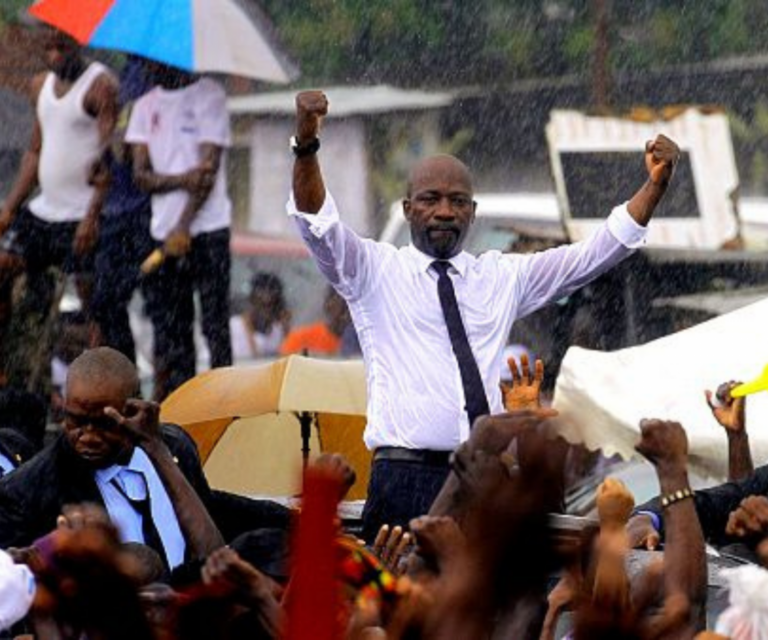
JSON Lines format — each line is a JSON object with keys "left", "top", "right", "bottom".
{"left": 131, "top": 142, "right": 221, "bottom": 256}
{"left": 293, "top": 90, "right": 328, "bottom": 214}
{"left": 706, "top": 381, "right": 752, "bottom": 482}
{"left": 0, "top": 74, "right": 46, "bottom": 236}
{"left": 202, "top": 547, "right": 284, "bottom": 638}
{"left": 104, "top": 400, "right": 224, "bottom": 559}
{"left": 635, "top": 419, "right": 707, "bottom": 637}
{"left": 626, "top": 134, "right": 680, "bottom": 227}
{"left": 73, "top": 72, "right": 119, "bottom": 256}
{"left": 725, "top": 494, "right": 768, "bottom": 539}
{"left": 428, "top": 410, "right": 557, "bottom": 522}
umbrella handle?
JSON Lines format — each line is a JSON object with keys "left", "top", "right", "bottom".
{"left": 297, "top": 411, "right": 315, "bottom": 466}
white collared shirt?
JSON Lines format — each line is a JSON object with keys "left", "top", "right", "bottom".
{"left": 95, "top": 447, "right": 186, "bottom": 569}
{"left": 288, "top": 192, "right": 646, "bottom": 451}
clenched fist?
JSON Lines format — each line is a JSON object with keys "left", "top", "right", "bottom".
{"left": 295, "top": 90, "right": 329, "bottom": 142}
{"left": 635, "top": 418, "right": 688, "bottom": 472}
{"left": 645, "top": 134, "right": 680, "bottom": 187}
{"left": 596, "top": 477, "right": 635, "bottom": 529}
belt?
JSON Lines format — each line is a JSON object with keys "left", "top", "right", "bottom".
{"left": 373, "top": 446, "right": 452, "bottom": 466}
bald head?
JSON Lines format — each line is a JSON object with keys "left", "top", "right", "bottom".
{"left": 407, "top": 155, "right": 474, "bottom": 198}
{"left": 66, "top": 347, "right": 139, "bottom": 400}
{"left": 403, "top": 154, "right": 476, "bottom": 259}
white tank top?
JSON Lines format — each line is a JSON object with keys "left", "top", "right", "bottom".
{"left": 29, "top": 62, "right": 108, "bottom": 223}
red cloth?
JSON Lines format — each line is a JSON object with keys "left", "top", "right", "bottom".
{"left": 283, "top": 467, "right": 343, "bottom": 640}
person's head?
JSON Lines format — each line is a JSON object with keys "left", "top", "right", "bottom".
{"left": 248, "top": 272, "right": 287, "bottom": 331}
{"left": 403, "top": 155, "right": 477, "bottom": 259}
{"left": 141, "top": 60, "right": 195, "bottom": 90}
{"left": 63, "top": 348, "right": 140, "bottom": 469}
{"left": 40, "top": 26, "right": 83, "bottom": 80}
{"left": 323, "top": 288, "right": 350, "bottom": 337}
{"left": 54, "top": 311, "right": 90, "bottom": 365}
{"left": 228, "top": 528, "right": 290, "bottom": 586}
{"left": 0, "top": 388, "right": 48, "bottom": 450}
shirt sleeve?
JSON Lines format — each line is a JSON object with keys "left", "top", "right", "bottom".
{"left": 195, "top": 79, "right": 230, "bottom": 147}
{"left": 510, "top": 203, "right": 647, "bottom": 319}
{"left": 287, "top": 191, "right": 382, "bottom": 301}
{"left": 635, "top": 509, "right": 662, "bottom": 532}
{"left": 633, "top": 466, "right": 768, "bottom": 545}
{"left": 124, "top": 94, "right": 150, "bottom": 145}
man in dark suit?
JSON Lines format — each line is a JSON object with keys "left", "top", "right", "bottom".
{"left": 0, "top": 348, "right": 226, "bottom": 572}
{"left": 0, "top": 429, "right": 37, "bottom": 476}
{"left": 0, "top": 348, "right": 291, "bottom": 581}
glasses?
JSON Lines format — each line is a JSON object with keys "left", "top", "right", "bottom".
{"left": 64, "top": 411, "right": 120, "bottom": 432}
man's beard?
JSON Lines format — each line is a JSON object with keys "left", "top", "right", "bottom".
{"left": 425, "top": 227, "right": 461, "bottom": 258}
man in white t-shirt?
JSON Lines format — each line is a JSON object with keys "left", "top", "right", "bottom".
{"left": 126, "top": 63, "right": 232, "bottom": 400}
{"left": 0, "top": 27, "right": 117, "bottom": 383}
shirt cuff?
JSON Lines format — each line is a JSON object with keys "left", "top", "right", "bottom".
{"left": 635, "top": 509, "right": 661, "bottom": 532}
{"left": 606, "top": 203, "right": 647, "bottom": 250}
{"left": 286, "top": 191, "right": 339, "bottom": 239}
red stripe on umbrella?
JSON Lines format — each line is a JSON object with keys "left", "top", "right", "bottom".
{"left": 29, "top": 0, "right": 115, "bottom": 44}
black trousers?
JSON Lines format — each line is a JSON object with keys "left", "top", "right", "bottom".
{"left": 360, "top": 457, "right": 451, "bottom": 544}
{"left": 91, "top": 204, "right": 153, "bottom": 363}
{"left": 144, "top": 229, "right": 232, "bottom": 398}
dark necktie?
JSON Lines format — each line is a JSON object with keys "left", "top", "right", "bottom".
{"left": 432, "top": 260, "right": 490, "bottom": 427}
{"left": 111, "top": 475, "right": 168, "bottom": 569}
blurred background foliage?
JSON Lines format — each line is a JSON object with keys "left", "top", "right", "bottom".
{"left": 259, "top": 0, "right": 768, "bottom": 87}
{"left": 4, "top": 1, "right": 768, "bottom": 193}
{"left": 0, "top": 0, "right": 27, "bottom": 28}
{"left": 4, "top": 1, "right": 767, "bottom": 87}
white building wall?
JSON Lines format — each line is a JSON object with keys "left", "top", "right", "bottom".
{"left": 245, "top": 118, "right": 372, "bottom": 237}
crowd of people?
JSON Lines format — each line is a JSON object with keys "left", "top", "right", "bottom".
{"left": 2, "top": 347, "right": 767, "bottom": 639}
{"left": 0, "top": 27, "right": 360, "bottom": 408}
{"left": 2, "top": 23, "right": 768, "bottom": 640}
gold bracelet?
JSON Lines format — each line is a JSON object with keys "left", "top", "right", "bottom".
{"left": 660, "top": 487, "right": 694, "bottom": 508}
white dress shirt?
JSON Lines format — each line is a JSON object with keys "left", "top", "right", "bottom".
{"left": 289, "top": 192, "right": 647, "bottom": 452}
{"left": 95, "top": 447, "right": 186, "bottom": 569}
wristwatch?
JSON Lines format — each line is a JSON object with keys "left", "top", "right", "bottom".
{"left": 290, "top": 135, "right": 320, "bottom": 158}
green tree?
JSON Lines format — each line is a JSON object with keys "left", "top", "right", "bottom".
{"left": 262, "top": 1, "right": 768, "bottom": 87}
{"left": 0, "top": 0, "right": 28, "bottom": 27}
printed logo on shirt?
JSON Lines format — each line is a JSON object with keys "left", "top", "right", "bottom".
{"left": 181, "top": 108, "right": 197, "bottom": 135}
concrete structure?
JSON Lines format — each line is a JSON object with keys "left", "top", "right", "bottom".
{"left": 227, "top": 85, "right": 454, "bottom": 237}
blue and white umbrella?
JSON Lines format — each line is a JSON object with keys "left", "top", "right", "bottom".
{"left": 29, "top": 0, "right": 297, "bottom": 83}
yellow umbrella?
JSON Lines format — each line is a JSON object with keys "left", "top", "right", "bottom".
{"left": 160, "top": 356, "right": 371, "bottom": 499}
